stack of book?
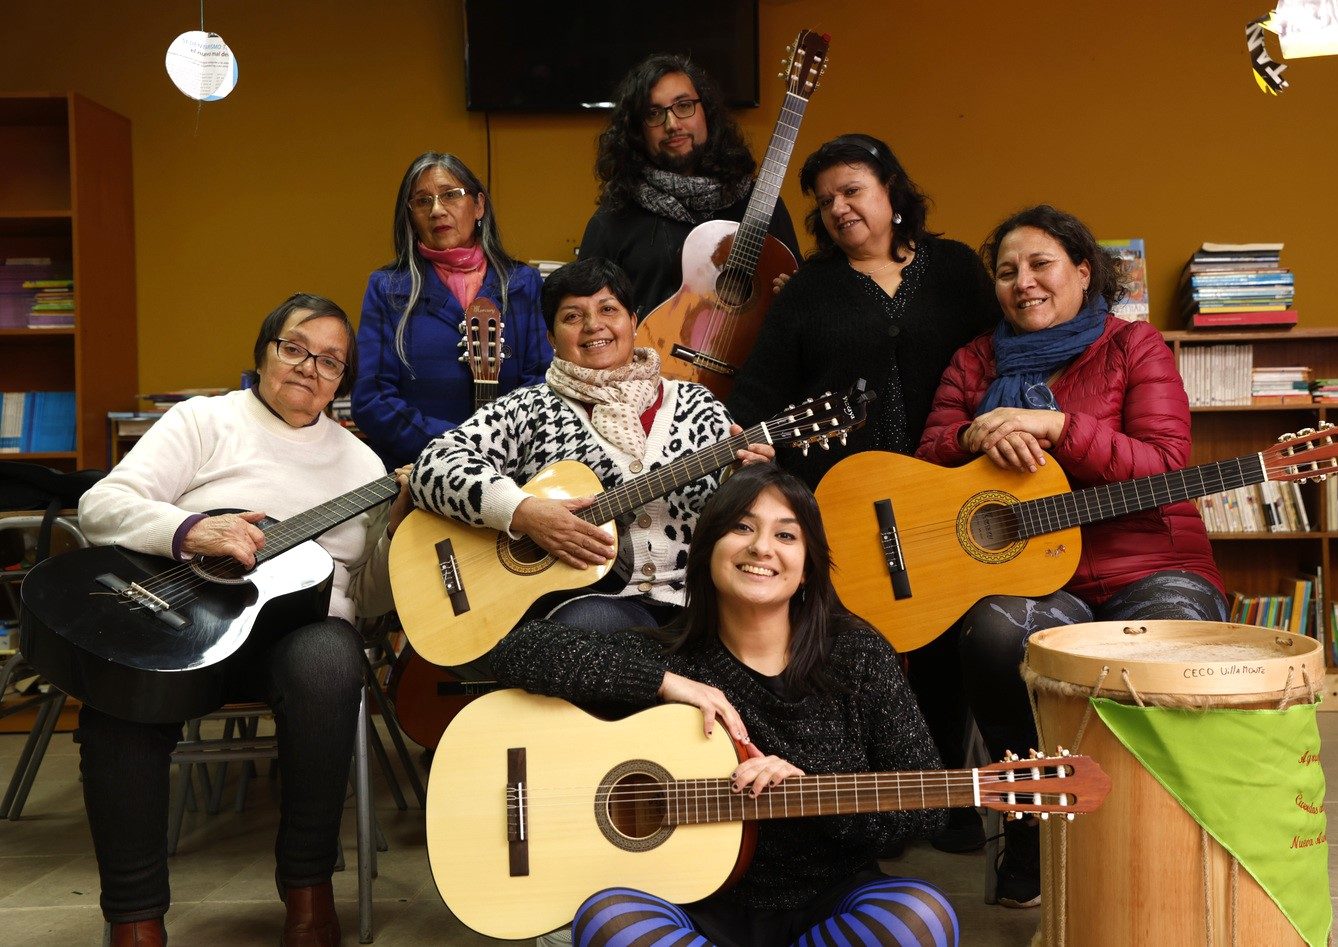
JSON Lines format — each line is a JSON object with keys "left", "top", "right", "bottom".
{"left": 1180, "top": 242, "right": 1295, "bottom": 329}
{"left": 1251, "top": 365, "right": 1312, "bottom": 404}
{"left": 1177, "top": 344, "right": 1252, "bottom": 405}
{"left": 1312, "top": 378, "right": 1338, "bottom": 404}
{"left": 0, "top": 390, "right": 77, "bottom": 453}
{"left": 0, "top": 258, "right": 71, "bottom": 328}
{"left": 1195, "top": 480, "right": 1310, "bottom": 533}
{"left": 25, "top": 279, "right": 75, "bottom": 328}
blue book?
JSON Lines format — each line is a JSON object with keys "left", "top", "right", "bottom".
{"left": 29, "top": 391, "right": 76, "bottom": 452}
{"left": 1189, "top": 272, "right": 1294, "bottom": 286}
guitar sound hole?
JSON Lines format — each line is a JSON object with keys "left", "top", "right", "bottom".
{"left": 969, "top": 503, "right": 1017, "bottom": 551}
{"left": 594, "top": 759, "right": 674, "bottom": 853}
{"left": 607, "top": 773, "right": 668, "bottom": 840}
{"left": 506, "top": 537, "right": 550, "bottom": 567}
{"left": 713, "top": 267, "right": 753, "bottom": 308}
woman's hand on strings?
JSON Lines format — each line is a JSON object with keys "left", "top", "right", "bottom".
{"left": 731, "top": 750, "right": 805, "bottom": 797}
{"left": 182, "top": 511, "right": 267, "bottom": 569}
{"left": 511, "top": 495, "right": 615, "bottom": 568}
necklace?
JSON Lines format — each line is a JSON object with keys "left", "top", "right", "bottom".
{"left": 850, "top": 258, "right": 897, "bottom": 279}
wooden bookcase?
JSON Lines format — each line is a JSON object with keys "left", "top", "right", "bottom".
{"left": 1163, "top": 327, "right": 1338, "bottom": 668}
{"left": 0, "top": 93, "right": 137, "bottom": 469}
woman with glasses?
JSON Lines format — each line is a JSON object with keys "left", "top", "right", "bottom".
{"left": 352, "top": 151, "right": 552, "bottom": 469}
{"left": 916, "top": 204, "right": 1225, "bottom": 909}
{"left": 578, "top": 54, "right": 800, "bottom": 317}
{"left": 727, "top": 133, "right": 1001, "bottom": 860}
{"left": 76, "top": 293, "right": 410, "bottom": 947}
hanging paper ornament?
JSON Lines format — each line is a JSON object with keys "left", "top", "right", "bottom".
{"left": 165, "top": 30, "right": 239, "bottom": 101}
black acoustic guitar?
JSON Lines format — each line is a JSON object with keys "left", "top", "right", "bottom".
{"left": 20, "top": 476, "right": 399, "bottom": 723}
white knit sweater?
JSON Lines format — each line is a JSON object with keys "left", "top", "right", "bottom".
{"left": 78, "top": 390, "right": 394, "bottom": 623}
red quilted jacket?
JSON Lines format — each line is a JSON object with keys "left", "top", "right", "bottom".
{"left": 916, "top": 316, "right": 1224, "bottom": 604}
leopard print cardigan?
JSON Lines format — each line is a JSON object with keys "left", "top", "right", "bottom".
{"left": 409, "top": 380, "right": 734, "bottom": 606}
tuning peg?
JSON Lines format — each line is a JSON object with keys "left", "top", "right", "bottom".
{"left": 1278, "top": 431, "right": 1297, "bottom": 442}
{"left": 458, "top": 354, "right": 468, "bottom": 363}
{"left": 800, "top": 442, "right": 810, "bottom": 457}
{"left": 819, "top": 439, "right": 830, "bottom": 450}
{"left": 838, "top": 433, "right": 848, "bottom": 446}
{"left": 1039, "top": 812, "right": 1050, "bottom": 821}
{"left": 458, "top": 321, "right": 467, "bottom": 332}
{"left": 1297, "top": 426, "right": 1316, "bottom": 437}
{"left": 777, "top": 72, "right": 785, "bottom": 79}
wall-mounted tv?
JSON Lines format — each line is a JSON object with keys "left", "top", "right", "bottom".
{"left": 463, "top": 0, "right": 760, "bottom": 112}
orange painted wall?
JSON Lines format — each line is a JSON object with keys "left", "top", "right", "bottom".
{"left": 1, "top": 0, "right": 1335, "bottom": 393}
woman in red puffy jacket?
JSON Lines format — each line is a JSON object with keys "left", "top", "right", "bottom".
{"left": 916, "top": 204, "right": 1225, "bottom": 909}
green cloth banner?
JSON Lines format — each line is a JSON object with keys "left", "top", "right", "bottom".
{"left": 1093, "top": 698, "right": 1330, "bottom": 947}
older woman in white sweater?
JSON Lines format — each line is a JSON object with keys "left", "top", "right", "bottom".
{"left": 77, "top": 293, "right": 409, "bottom": 947}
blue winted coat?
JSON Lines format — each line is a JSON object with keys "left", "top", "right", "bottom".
{"left": 351, "top": 262, "right": 553, "bottom": 469}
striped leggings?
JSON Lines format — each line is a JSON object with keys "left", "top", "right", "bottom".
{"left": 571, "top": 877, "right": 959, "bottom": 947}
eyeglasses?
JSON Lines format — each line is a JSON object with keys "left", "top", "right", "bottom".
{"left": 1024, "top": 382, "right": 1059, "bottom": 411}
{"left": 272, "top": 338, "right": 346, "bottom": 380}
{"left": 407, "top": 187, "right": 471, "bottom": 213}
{"left": 643, "top": 98, "right": 701, "bottom": 127}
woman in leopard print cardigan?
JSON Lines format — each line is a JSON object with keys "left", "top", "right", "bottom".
{"left": 408, "top": 257, "right": 772, "bottom": 634}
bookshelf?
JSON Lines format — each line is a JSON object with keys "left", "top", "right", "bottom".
{"left": 1163, "top": 327, "right": 1338, "bottom": 668}
{"left": 0, "top": 93, "right": 137, "bottom": 469}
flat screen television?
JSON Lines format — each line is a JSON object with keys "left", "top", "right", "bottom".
{"left": 463, "top": 0, "right": 760, "bottom": 112}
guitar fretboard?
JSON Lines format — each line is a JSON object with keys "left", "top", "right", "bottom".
{"left": 575, "top": 423, "right": 768, "bottom": 527}
{"left": 256, "top": 475, "right": 400, "bottom": 562}
{"left": 724, "top": 91, "right": 810, "bottom": 279}
{"left": 1009, "top": 453, "right": 1267, "bottom": 539}
{"left": 664, "top": 769, "right": 973, "bottom": 825}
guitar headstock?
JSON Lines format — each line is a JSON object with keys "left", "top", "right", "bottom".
{"left": 767, "top": 379, "right": 875, "bottom": 456}
{"left": 977, "top": 749, "right": 1111, "bottom": 820}
{"left": 459, "top": 298, "right": 504, "bottom": 383}
{"left": 782, "top": 29, "right": 831, "bottom": 100}
{"left": 1262, "top": 422, "right": 1338, "bottom": 483}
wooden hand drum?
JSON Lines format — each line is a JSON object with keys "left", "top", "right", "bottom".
{"left": 1023, "top": 620, "right": 1325, "bottom": 947}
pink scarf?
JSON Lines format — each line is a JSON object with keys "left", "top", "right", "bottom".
{"left": 418, "top": 242, "right": 487, "bottom": 308}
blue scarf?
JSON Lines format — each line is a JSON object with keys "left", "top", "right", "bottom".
{"left": 975, "top": 297, "right": 1109, "bottom": 416}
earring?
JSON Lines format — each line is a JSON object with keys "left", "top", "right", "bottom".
{"left": 798, "top": 585, "right": 807, "bottom": 603}
{"left": 893, "top": 212, "right": 902, "bottom": 225}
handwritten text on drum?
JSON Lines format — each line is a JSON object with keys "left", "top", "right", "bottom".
{"left": 1181, "top": 664, "right": 1265, "bottom": 678}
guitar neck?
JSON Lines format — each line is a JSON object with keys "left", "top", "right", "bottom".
{"left": 256, "top": 475, "right": 400, "bottom": 562}
{"left": 576, "top": 421, "right": 769, "bottom": 526}
{"left": 1014, "top": 452, "right": 1268, "bottom": 538}
{"left": 725, "top": 91, "right": 811, "bottom": 276}
{"left": 666, "top": 768, "right": 976, "bottom": 826}
{"left": 474, "top": 379, "right": 498, "bottom": 414}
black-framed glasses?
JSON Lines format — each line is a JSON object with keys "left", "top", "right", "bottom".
{"left": 407, "top": 187, "right": 471, "bottom": 213}
{"left": 272, "top": 338, "right": 346, "bottom": 380}
{"left": 643, "top": 98, "right": 701, "bottom": 127}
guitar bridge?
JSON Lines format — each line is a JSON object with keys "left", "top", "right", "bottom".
{"left": 873, "top": 499, "right": 913, "bottom": 601}
{"left": 668, "top": 344, "right": 737, "bottom": 377}
{"left": 506, "top": 747, "right": 529, "bottom": 876}
{"left": 434, "top": 538, "right": 471, "bottom": 616}
{"left": 95, "top": 573, "right": 191, "bottom": 630}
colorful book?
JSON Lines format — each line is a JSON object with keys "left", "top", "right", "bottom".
{"left": 1099, "top": 238, "right": 1148, "bottom": 321}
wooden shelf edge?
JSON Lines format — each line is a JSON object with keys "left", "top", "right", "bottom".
{"left": 1164, "top": 327, "right": 1338, "bottom": 343}
{"left": 1206, "top": 532, "right": 1326, "bottom": 540}
{"left": 1, "top": 451, "right": 77, "bottom": 461}
{"left": 0, "top": 327, "right": 75, "bottom": 337}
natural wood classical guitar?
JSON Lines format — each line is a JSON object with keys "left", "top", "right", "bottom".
{"left": 427, "top": 689, "right": 1110, "bottom": 940}
{"left": 460, "top": 297, "right": 502, "bottom": 412}
{"left": 634, "top": 29, "right": 830, "bottom": 399}
{"left": 389, "top": 384, "right": 871, "bottom": 668}
{"left": 814, "top": 425, "right": 1338, "bottom": 652}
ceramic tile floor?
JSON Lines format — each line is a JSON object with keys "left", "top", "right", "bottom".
{"left": 0, "top": 710, "right": 1333, "bottom": 945}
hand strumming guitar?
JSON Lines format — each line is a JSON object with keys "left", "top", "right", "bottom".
{"left": 510, "top": 495, "right": 616, "bottom": 569}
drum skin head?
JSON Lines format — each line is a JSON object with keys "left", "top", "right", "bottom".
{"left": 1026, "top": 620, "right": 1324, "bottom": 704}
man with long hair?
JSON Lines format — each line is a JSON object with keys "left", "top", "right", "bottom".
{"left": 578, "top": 54, "right": 800, "bottom": 317}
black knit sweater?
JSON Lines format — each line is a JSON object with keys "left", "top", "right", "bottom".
{"left": 488, "top": 618, "right": 946, "bottom": 911}
{"left": 728, "top": 236, "right": 1001, "bottom": 488}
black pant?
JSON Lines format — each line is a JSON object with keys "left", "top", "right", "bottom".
{"left": 76, "top": 618, "right": 365, "bottom": 923}
{"left": 959, "top": 570, "right": 1227, "bottom": 761}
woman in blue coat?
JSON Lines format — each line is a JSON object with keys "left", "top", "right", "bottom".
{"left": 353, "top": 152, "right": 552, "bottom": 469}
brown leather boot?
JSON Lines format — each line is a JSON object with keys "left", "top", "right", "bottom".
{"left": 107, "top": 918, "right": 167, "bottom": 946}
{"left": 281, "top": 881, "right": 341, "bottom": 946}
